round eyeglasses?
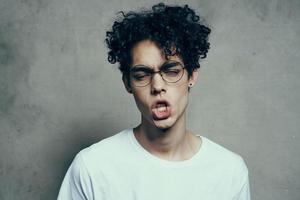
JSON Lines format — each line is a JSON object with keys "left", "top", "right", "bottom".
{"left": 129, "top": 60, "right": 185, "bottom": 87}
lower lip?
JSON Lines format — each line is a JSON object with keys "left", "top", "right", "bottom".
{"left": 151, "top": 106, "right": 171, "bottom": 120}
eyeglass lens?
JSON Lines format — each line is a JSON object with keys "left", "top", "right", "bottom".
{"left": 130, "top": 61, "right": 184, "bottom": 87}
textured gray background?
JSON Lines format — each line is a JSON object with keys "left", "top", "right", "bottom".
{"left": 0, "top": 0, "right": 299, "bottom": 199}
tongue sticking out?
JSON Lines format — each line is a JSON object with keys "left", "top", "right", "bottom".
{"left": 152, "top": 103, "right": 171, "bottom": 120}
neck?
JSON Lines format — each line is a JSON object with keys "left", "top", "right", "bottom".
{"left": 134, "top": 113, "right": 197, "bottom": 161}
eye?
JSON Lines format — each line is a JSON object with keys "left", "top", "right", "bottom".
{"left": 132, "top": 71, "right": 151, "bottom": 80}
{"left": 161, "top": 61, "right": 182, "bottom": 77}
{"left": 163, "top": 68, "right": 181, "bottom": 77}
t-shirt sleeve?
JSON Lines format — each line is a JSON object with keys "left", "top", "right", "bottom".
{"left": 233, "top": 175, "right": 251, "bottom": 200}
{"left": 232, "top": 157, "right": 251, "bottom": 200}
{"left": 57, "top": 152, "right": 95, "bottom": 200}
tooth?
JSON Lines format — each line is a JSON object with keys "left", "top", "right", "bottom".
{"left": 158, "top": 106, "right": 167, "bottom": 112}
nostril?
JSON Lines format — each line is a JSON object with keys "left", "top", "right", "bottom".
{"left": 151, "top": 82, "right": 166, "bottom": 95}
{"left": 151, "top": 88, "right": 165, "bottom": 95}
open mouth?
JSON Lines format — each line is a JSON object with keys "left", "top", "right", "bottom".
{"left": 151, "top": 101, "right": 171, "bottom": 120}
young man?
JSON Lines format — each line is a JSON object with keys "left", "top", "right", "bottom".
{"left": 58, "top": 3, "right": 250, "bottom": 200}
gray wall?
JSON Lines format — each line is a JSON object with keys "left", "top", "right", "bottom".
{"left": 0, "top": 0, "right": 299, "bottom": 199}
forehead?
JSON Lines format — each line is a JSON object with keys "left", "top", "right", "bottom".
{"left": 131, "top": 40, "right": 181, "bottom": 68}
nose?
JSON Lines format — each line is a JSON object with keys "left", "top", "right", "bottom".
{"left": 151, "top": 72, "right": 166, "bottom": 94}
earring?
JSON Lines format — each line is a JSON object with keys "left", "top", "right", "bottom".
{"left": 189, "top": 83, "right": 193, "bottom": 87}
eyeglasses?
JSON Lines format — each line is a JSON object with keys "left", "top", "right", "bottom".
{"left": 129, "top": 60, "right": 185, "bottom": 87}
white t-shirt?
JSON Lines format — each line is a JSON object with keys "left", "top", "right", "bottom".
{"left": 58, "top": 129, "right": 250, "bottom": 200}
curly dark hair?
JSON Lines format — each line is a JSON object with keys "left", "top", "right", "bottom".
{"left": 106, "top": 3, "right": 211, "bottom": 77}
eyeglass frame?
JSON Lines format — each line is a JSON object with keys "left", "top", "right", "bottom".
{"left": 128, "top": 60, "right": 186, "bottom": 87}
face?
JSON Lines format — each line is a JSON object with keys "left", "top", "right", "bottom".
{"left": 123, "top": 40, "right": 198, "bottom": 129}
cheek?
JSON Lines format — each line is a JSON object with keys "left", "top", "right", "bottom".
{"left": 170, "top": 85, "right": 189, "bottom": 113}
{"left": 132, "top": 90, "right": 150, "bottom": 112}
{"left": 177, "top": 89, "right": 189, "bottom": 109}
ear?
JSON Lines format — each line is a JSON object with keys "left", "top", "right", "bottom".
{"left": 122, "top": 74, "right": 132, "bottom": 93}
{"left": 188, "top": 69, "right": 199, "bottom": 88}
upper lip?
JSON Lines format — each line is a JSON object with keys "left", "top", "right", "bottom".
{"left": 151, "top": 99, "right": 170, "bottom": 109}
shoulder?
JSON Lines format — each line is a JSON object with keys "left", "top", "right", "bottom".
{"left": 202, "top": 136, "right": 249, "bottom": 175}
{"left": 201, "top": 136, "right": 250, "bottom": 192}
{"left": 75, "top": 129, "right": 132, "bottom": 171}
{"left": 81, "top": 129, "right": 130, "bottom": 153}
{"left": 57, "top": 130, "right": 131, "bottom": 200}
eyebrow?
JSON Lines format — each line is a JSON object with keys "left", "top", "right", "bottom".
{"left": 161, "top": 61, "right": 179, "bottom": 69}
{"left": 130, "top": 65, "right": 153, "bottom": 73}
{"left": 131, "top": 61, "right": 180, "bottom": 72}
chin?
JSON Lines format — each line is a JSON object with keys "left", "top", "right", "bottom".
{"left": 152, "top": 117, "right": 175, "bottom": 130}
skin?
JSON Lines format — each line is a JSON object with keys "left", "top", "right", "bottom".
{"left": 123, "top": 40, "right": 202, "bottom": 161}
